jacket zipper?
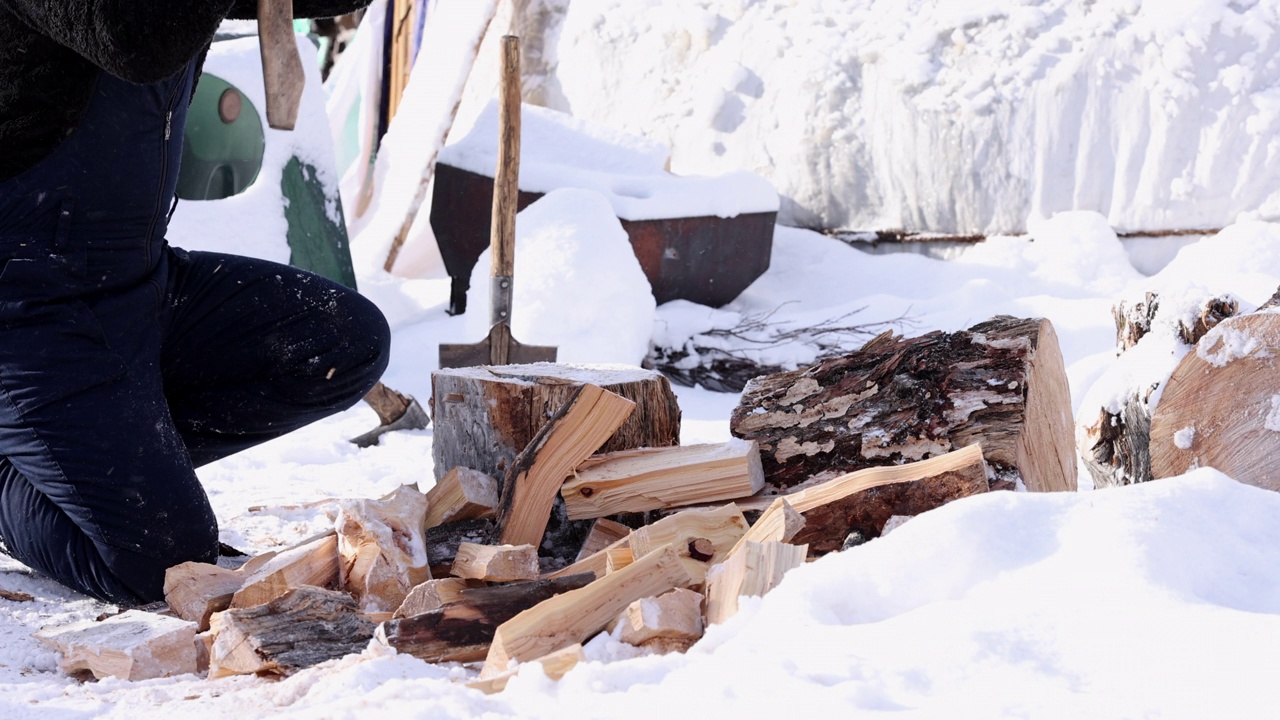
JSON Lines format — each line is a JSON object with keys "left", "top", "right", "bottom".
{"left": 144, "top": 77, "right": 186, "bottom": 269}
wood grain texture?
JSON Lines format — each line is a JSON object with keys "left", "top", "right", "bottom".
{"left": 257, "top": 0, "right": 304, "bottom": 130}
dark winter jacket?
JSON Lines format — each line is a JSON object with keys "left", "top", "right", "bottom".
{"left": 0, "top": 0, "right": 369, "bottom": 181}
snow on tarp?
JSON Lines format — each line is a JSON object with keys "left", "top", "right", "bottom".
{"left": 439, "top": 100, "right": 778, "bottom": 221}
{"left": 538, "top": 0, "right": 1280, "bottom": 235}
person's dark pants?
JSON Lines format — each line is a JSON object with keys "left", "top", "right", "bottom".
{"left": 0, "top": 247, "right": 389, "bottom": 605}
{"left": 0, "top": 59, "right": 389, "bottom": 605}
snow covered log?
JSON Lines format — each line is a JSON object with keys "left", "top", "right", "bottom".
{"left": 1079, "top": 290, "right": 1240, "bottom": 488}
{"left": 207, "top": 586, "right": 374, "bottom": 678}
{"left": 34, "top": 611, "right": 198, "bottom": 682}
{"left": 375, "top": 573, "right": 595, "bottom": 664}
{"left": 431, "top": 364, "right": 680, "bottom": 484}
{"left": 335, "top": 485, "right": 431, "bottom": 614}
{"left": 730, "top": 316, "right": 1075, "bottom": 493}
{"left": 1150, "top": 311, "right": 1280, "bottom": 489}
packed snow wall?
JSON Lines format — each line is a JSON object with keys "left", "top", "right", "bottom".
{"left": 500, "top": 0, "right": 1280, "bottom": 236}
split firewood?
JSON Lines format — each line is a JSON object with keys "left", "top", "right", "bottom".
{"left": 1079, "top": 289, "right": 1239, "bottom": 488}
{"left": 230, "top": 533, "right": 339, "bottom": 609}
{"left": 705, "top": 541, "right": 808, "bottom": 625}
{"left": 431, "top": 364, "right": 680, "bottom": 484}
{"left": 496, "top": 384, "right": 636, "bottom": 547}
{"left": 546, "top": 534, "right": 627, "bottom": 580}
{"left": 731, "top": 316, "right": 1075, "bottom": 492}
{"left": 424, "top": 467, "right": 499, "bottom": 529}
{"left": 375, "top": 574, "right": 594, "bottom": 663}
{"left": 336, "top": 485, "right": 431, "bottom": 613}
{"left": 1150, "top": 310, "right": 1280, "bottom": 488}
{"left": 575, "top": 518, "right": 631, "bottom": 561}
{"left": 467, "top": 643, "right": 585, "bottom": 695}
{"left": 394, "top": 578, "right": 471, "bottom": 619}
{"left": 424, "top": 518, "right": 497, "bottom": 576}
{"left": 34, "top": 611, "right": 199, "bottom": 681}
{"left": 612, "top": 587, "right": 704, "bottom": 650}
{"left": 164, "top": 562, "right": 245, "bottom": 632}
{"left": 560, "top": 440, "right": 766, "bottom": 520}
{"left": 208, "top": 586, "right": 375, "bottom": 678}
{"left": 779, "top": 499, "right": 805, "bottom": 542}
{"left": 452, "top": 543, "right": 540, "bottom": 582}
{"left": 481, "top": 545, "right": 692, "bottom": 678}
{"left": 629, "top": 504, "right": 750, "bottom": 585}
{"left": 604, "top": 547, "right": 634, "bottom": 574}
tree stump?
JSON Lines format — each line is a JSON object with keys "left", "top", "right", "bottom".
{"left": 1150, "top": 311, "right": 1280, "bottom": 488}
{"left": 730, "top": 316, "right": 1075, "bottom": 493}
{"left": 431, "top": 363, "right": 681, "bottom": 483}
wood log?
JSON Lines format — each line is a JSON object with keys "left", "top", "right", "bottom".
{"left": 452, "top": 543, "right": 540, "bottom": 582}
{"left": 561, "top": 440, "right": 765, "bottom": 520}
{"left": 1150, "top": 311, "right": 1280, "bottom": 488}
{"left": 575, "top": 518, "right": 631, "bottom": 561}
{"left": 1080, "top": 290, "right": 1239, "bottom": 488}
{"left": 336, "top": 485, "right": 431, "bottom": 613}
{"left": 730, "top": 444, "right": 989, "bottom": 556}
{"left": 34, "top": 610, "right": 198, "bottom": 681}
{"left": 431, "top": 364, "right": 680, "bottom": 483}
{"left": 612, "top": 588, "right": 704, "bottom": 647}
{"left": 604, "top": 547, "right": 634, "bottom": 574}
{"left": 629, "top": 504, "right": 750, "bottom": 585}
{"left": 705, "top": 541, "right": 807, "bottom": 625}
{"left": 424, "top": 467, "right": 499, "bottom": 529}
{"left": 164, "top": 562, "right": 244, "bottom": 632}
{"left": 374, "top": 574, "right": 594, "bottom": 663}
{"left": 731, "top": 316, "right": 1075, "bottom": 493}
{"left": 496, "top": 384, "right": 636, "bottom": 546}
{"left": 424, "top": 518, "right": 497, "bottom": 576}
{"left": 467, "top": 643, "right": 585, "bottom": 695}
{"left": 394, "top": 578, "right": 471, "bottom": 619}
{"left": 481, "top": 545, "right": 692, "bottom": 678}
{"left": 209, "top": 586, "right": 373, "bottom": 678}
{"left": 546, "top": 534, "right": 626, "bottom": 580}
{"left": 230, "top": 533, "right": 339, "bottom": 609}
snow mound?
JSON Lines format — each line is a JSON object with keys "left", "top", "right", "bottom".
{"left": 537, "top": 0, "right": 1280, "bottom": 235}
{"left": 1151, "top": 220, "right": 1280, "bottom": 305}
{"left": 466, "top": 188, "right": 657, "bottom": 364}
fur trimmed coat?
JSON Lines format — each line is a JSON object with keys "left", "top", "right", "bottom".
{"left": 0, "top": 0, "right": 369, "bottom": 180}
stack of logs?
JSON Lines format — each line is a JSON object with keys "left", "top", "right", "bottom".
{"left": 36, "top": 316, "right": 1079, "bottom": 689}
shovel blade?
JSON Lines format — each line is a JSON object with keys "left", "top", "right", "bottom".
{"left": 439, "top": 323, "right": 558, "bottom": 369}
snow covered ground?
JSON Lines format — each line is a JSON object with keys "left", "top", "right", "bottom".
{"left": 9, "top": 0, "right": 1280, "bottom": 717}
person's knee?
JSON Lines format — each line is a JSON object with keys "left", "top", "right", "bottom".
{"left": 334, "top": 288, "right": 391, "bottom": 397}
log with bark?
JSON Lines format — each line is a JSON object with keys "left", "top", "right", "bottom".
{"left": 730, "top": 316, "right": 1075, "bottom": 493}
{"left": 431, "top": 364, "right": 681, "bottom": 483}
{"left": 1150, "top": 310, "right": 1280, "bottom": 488}
{"left": 1079, "top": 290, "right": 1240, "bottom": 488}
{"left": 374, "top": 573, "right": 594, "bottom": 663}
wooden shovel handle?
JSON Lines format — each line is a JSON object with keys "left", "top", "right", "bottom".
{"left": 490, "top": 36, "right": 520, "bottom": 279}
{"left": 258, "top": 0, "right": 305, "bottom": 131}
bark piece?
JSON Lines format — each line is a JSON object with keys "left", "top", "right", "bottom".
{"left": 208, "top": 586, "right": 374, "bottom": 678}
{"left": 424, "top": 467, "right": 499, "bottom": 529}
{"left": 452, "top": 543, "right": 540, "bottom": 582}
{"left": 482, "top": 546, "right": 692, "bottom": 678}
{"left": 629, "top": 504, "right": 750, "bottom": 585}
{"left": 613, "top": 588, "right": 704, "bottom": 647}
{"left": 230, "top": 533, "right": 339, "bottom": 609}
{"left": 336, "top": 485, "right": 431, "bottom": 613}
{"left": 1114, "top": 291, "right": 1238, "bottom": 352}
{"left": 496, "top": 384, "right": 636, "bottom": 547}
{"left": 424, "top": 518, "right": 497, "bottom": 576}
{"left": 731, "top": 316, "right": 1075, "bottom": 493}
{"left": 34, "top": 611, "right": 198, "bottom": 681}
{"left": 375, "top": 574, "right": 594, "bottom": 663}
{"left": 431, "top": 364, "right": 680, "bottom": 483}
{"left": 575, "top": 518, "right": 631, "bottom": 562}
{"left": 561, "top": 440, "right": 765, "bottom": 520}
{"left": 466, "top": 643, "right": 585, "bottom": 695}
{"left": 1150, "top": 311, "right": 1280, "bottom": 488}
{"left": 363, "top": 381, "right": 415, "bottom": 426}
{"left": 164, "top": 562, "right": 246, "bottom": 632}
{"left": 705, "top": 541, "right": 807, "bottom": 625}
{"left": 394, "top": 578, "right": 471, "bottom": 619}
{"left": 731, "top": 444, "right": 989, "bottom": 556}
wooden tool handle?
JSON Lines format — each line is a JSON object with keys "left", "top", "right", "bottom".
{"left": 491, "top": 35, "right": 520, "bottom": 281}
{"left": 258, "top": 0, "right": 306, "bottom": 131}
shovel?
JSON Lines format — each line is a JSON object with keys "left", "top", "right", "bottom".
{"left": 439, "top": 35, "right": 557, "bottom": 368}
{"left": 258, "top": 0, "right": 305, "bottom": 131}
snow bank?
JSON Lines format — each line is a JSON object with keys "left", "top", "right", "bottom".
{"left": 440, "top": 101, "right": 778, "bottom": 220}
{"left": 532, "top": 0, "right": 1280, "bottom": 235}
{"left": 466, "top": 189, "right": 657, "bottom": 365}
